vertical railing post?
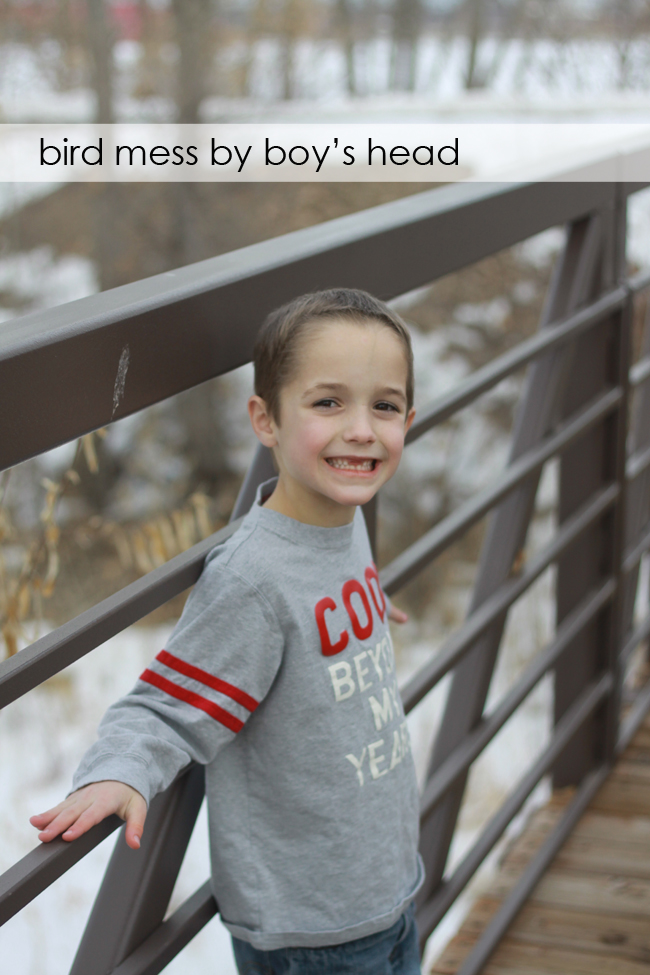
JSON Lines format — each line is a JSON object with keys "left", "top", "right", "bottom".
{"left": 69, "top": 765, "right": 206, "bottom": 975}
{"left": 621, "top": 294, "right": 650, "bottom": 657}
{"left": 552, "top": 186, "right": 629, "bottom": 785}
{"left": 416, "top": 202, "right": 612, "bottom": 915}
{"left": 362, "top": 496, "right": 378, "bottom": 560}
{"left": 230, "top": 444, "right": 277, "bottom": 519}
{"left": 602, "top": 186, "right": 633, "bottom": 764}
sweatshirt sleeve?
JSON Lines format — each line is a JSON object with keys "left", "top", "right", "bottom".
{"left": 71, "top": 559, "right": 284, "bottom": 805}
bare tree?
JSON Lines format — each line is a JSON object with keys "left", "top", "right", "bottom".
{"left": 391, "top": 0, "right": 422, "bottom": 91}
{"left": 168, "top": 0, "right": 214, "bottom": 267}
{"left": 51, "top": 0, "right": 87, "bottom": 91}
{"left": 464, "top": 0, "right": 483, "bottom": 88}
{"left": 84, "top": 0, "right": 122, "bottom": 300}
{"left": 335, "top": 0, "right": 358, "bottom": 96}
{"left": 168, "top": 0, "right": 231, "bottom": 477}
{"left": 86, "top": 0, "right": 114, "bottom": 122}
{"left": 458, "top": 0, "right": 528, "bottom": 92}
{"left": 239, "top": 0, "right": 271, "bottom": 97}
{"left": 605, "top": 0, "right": 650, "bottom": 89}
{"left": 276, "top": 0, "right": 307, "bottom": 100}
{"left": 172, "top": 0, "right": 213, "bottom": 122}
{"left": 134, "top": 0, "right": 174, "bottom": 102}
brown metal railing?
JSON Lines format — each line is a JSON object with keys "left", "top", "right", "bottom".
{"left": 1, "top": 175, "right": 650, "bottom": 975}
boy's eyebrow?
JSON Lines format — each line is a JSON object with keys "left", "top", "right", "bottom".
{"left": 303, "top": 382, "right": 407, "bottom": 402}
{"left": 303, "top": 382, "right": 347, "bottom": 395}
{"left": 378, "top": 386, "right": 407, "bottom": 402}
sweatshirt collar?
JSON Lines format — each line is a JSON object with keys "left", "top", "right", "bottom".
{"left": 247, "top": 478, "right": 358, "bottom": 551}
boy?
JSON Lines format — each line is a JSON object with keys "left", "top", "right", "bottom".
{"left": 31, "top": 289, "right": 423, "bottom": 974}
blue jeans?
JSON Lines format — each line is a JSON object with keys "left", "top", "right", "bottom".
{"left": 231, "top": 903, "right": 421, "bottom": 975}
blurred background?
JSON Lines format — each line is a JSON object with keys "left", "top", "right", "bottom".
{"left": 1, "top": 2, "right": 650, "bottom": 973}
{"left": 3, "top": 0, "right": 650, "bottom": 122}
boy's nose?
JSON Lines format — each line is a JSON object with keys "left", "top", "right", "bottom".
{"left": 343, "top": 410, "right": 376, "bottom": 443}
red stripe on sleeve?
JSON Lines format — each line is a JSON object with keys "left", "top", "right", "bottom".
{"left": 155, "top": 649, "right": 259, "bottom": 713}
{"left": 140, "top": 669, "right": 244, "bottom": 734}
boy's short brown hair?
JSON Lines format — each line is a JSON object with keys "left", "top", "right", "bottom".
{"left": 253, "top": 288, "right": 414, "bottom": 423}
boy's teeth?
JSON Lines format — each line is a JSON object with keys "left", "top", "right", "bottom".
{"left": 327, "top": 458, "right": 374, "bottom": 471}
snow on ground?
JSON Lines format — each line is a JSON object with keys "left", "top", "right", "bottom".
{"left": 0, "top": 625, "right": 240, "bottom": 975}
{"left": 628, "top": 185, "right": 650, "bottom": 271}
{"left": 0, "top": 183, "right": 63, "bottom": 222}
{"left": 0, "top": 247, "right": 98, "bottom": 324}
{"left": 3, "top": 36, "right": 650, "bottom": 123}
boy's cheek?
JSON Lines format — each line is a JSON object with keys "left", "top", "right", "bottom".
{"left": 295, "top": 424, "right": 333, "bottom": 460}
{"left": 278, "top": 419, "right": 325, "bottom": 459}
{"left": 385, "top": 432, "right": 406, "bottom": 464}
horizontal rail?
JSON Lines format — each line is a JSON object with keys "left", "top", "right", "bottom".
{"left": 111, "top": 881, "right": 217, "bottom": 975}
{"left": 402, "top": 484, "right": 618, "bottom": 714}
{"left": 630, "top": 354, "right": 650, "bottom": 388}
{"left": 383, "top": 385, "right": 622, "bottom": 596}
{"left": 629, "top": 266, "right": 650, "bottom": 296}
{"left": 1, "top": 182, "right": 615, "bottom": 473}
{"left": 0, "top": 764, "right": 201, "bottom": 935}
{"left": 622, "top": 519, "right": 650, "bottom": 576}
{"left": 617, "top": 677, "right": 650, "bottom": 755}
{"left": 418, "top": 578, "right": 616, "bottom": 823}
{"left": 620, "top": 610, "right": 650, "bottom": 670}
{"left": 0, "top": 521, "right": 240, "bottom": 711}
{"left": 406, "top": 287, "right": 626, "bottom": 444}
{"left": 626, "top": 442, "right": 650, "bottom": 481}
{"left": 454, "top": 763, "right": 610, "bottom": 975}
{"left": 0, "top": 816, "right": 122, "bottom": 926}
{"left": 416, "top": 671, "right": 613, "bottom": 940}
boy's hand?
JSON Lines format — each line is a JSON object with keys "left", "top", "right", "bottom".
{"left": 388, "top": 605, "right": 408, "bottom": 624}
{"left": 30, "top": 781, "right": 147, "bottom": 850}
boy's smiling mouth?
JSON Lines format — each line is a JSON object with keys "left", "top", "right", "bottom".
{"left": 325, "top": 457, "right": 378, "bottom": 472}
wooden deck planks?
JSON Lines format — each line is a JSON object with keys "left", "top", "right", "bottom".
{"left": 434, "top": 937, "right": 650, "bottom": 975}
{"left": 463, "top": 899, "right": 650, "bottom": 962}
{"left": 429, "top": 715, "right": 650, "bottom": 974}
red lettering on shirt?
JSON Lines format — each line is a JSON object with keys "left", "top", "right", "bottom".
{"left": 342, "top": 579, "right": 373, "bottom": 640}
{"left": 365, "top": 564, "right": 386, "bottom": 622}
{"left": 315, "top": 597, "right": 349, "bottom": 656}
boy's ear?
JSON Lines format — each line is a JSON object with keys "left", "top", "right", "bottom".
{"left": 404, "top": 407, "right": 416, "bottom": 435}
{"left": 248, "top": 395, "right": 278, "bottom": 448}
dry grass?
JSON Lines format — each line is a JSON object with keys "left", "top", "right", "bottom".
{"left": 0, "top": 445, "right": 86, "bottom": 657}
{"left": 0, "top": 432, "right": 224, "bottom": 659}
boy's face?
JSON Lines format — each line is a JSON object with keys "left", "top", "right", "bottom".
{"left": 249, "top": 319, "right": 415, "bottom": 527}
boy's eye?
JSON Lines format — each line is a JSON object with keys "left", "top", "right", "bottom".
{"left": 313, "top": 398, "right": 338, "bottom": 408}
{"left": 375, "top": 401, "right": 400, "bottom": 413}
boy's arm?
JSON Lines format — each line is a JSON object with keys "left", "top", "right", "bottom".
{"left": 33, "top": 563, "right": 283, "bottom": 844}
{"left": 30, "top": 781, "right": 147, "bottom": 848}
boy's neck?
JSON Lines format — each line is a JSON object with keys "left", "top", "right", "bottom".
{"left": 262, "top": 477, "right": 356, "bottom": 528}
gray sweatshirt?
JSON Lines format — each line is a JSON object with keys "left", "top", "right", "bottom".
{"left": 72, "top": 480, "right": 423, "bottom": 949}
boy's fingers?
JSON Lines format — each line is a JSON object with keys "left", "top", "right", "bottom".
{"left": 30, "top": 811, "right": 58, "bottom": 828}
{"left": 36, "top": 803, "right": 91, "bottom": 842}
{"left": 30, "top": 797, "right": 78, "bottom": 827}
{"left": 388, "top": 605, "right": 408, "bottom": 624}
{"left": 60, "top": 800, "right": 116, "bottom": 841}
{"left": 33, "top": 790, "right": 112, "bottom": 842}
{"left": 31, "top": 782, "right": 146, "bottom": 846}
{"left": 123, "top": 795, "right": 147, "bottom": 850}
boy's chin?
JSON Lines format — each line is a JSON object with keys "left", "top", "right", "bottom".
{"left": 323, "top": 485, "right": 380, "bottom": 508}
